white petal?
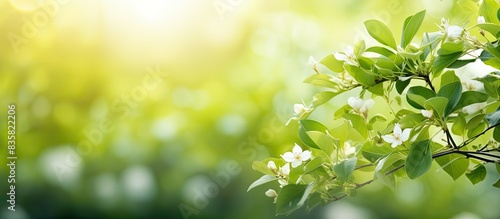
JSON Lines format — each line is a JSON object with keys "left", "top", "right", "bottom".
{"left": 281, "top": 152, "right": 295, "bottom": 163}
{"left": 382, "top": 135, "right": 396, "bottom": 144}
{"left": 391, "top": 141, "right": 400, "bottom": 148}
{"left": 308, "top": 56, "right": 318, "bottom": 66}
{"left": 363, "top": 99, "right": 375, "bottom": 110}
{"left": 292, "top": 144, "right": 303, "bottom": 154}
{"left": 421, "top": 110, "right": 433, "bottom": 118}
{"left": 267, "top": 161, "right": 277, "bottom": 171}
{"left": 345, "top": 46, "right": 354, "bottom": 57}
{"left": 477, "top": 16, "right": 485, "bottom": 24}
{"left": 393, "top": 124, "right": 402, "bottom": 135}
{"left": 334, "top": 52, "right": 348, "bottom": 61}
{"left": 301, "top": 150, "right": 311, "bottom": 161}
{"left": 401, "top": 129, "right": 411, "bottom": 142}
{"left": 280, "top": 163, "right": 290, "bottom": 176}
{"left": 294, "top": 104, "right": 305, "bottom": 115}
{"left": 348, "top": 97, "right": 363, "bottom": 110}
{"left": 291, "top": 159, "right": 302, "bottom": 168}
{"left": 265, "top": 189, "right": 278, "bottom": 198}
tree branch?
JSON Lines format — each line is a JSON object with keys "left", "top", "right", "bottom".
{"left": 458, "top": 122, "right": 500, "bottom": 149}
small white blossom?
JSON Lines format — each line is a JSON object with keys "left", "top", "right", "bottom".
{"left": 441, "top": 17, "right": 449, "bottom": 29}
{"left": 334, "top": 45, "right": 357, "bottom": 65}
{"left": 267, "top": 161, "right": 277, "bottom": 173}
{"left": 382, "top": 124, "right": 411, "bottom": 148}
{"left": 281, "top": 144, "right": 311, "bottom": 168}
{"left": 265, "top": 189, "right": 278, "bottom": 203}
{"left": 447, "top": 25, "right": 464, "bottom": 41}
{"left": 343, "top": 142, "right": 356, "bottom": 157}
{"left": 277, "top": 163, "right": 290, "bottom": 187}
{"left": 421, "top": 109, "right": 433, "bottom": 118}
{"left": 308, "top": 56, "right": 318, "bottom": 66}
{"left": 294, "top": 103, "right": 311, "bottom": 115}
{"left": 348, "top": 97, "right": 374, "bottom": 117}
{"left": 463, "top": 102, "right": 488, "bottom": 115}
{"left": 462, "top": 79, "right": 484, "bottom": 91}
{"left": 265, "top": 189, "right": 278, "bottom": 198}
{"left": 477, "top": 16, "right": 485, "bottom": 24}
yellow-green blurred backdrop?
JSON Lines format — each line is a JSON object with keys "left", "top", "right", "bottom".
{"left": 1, "top": 0, "right": 500, "bottom": 218}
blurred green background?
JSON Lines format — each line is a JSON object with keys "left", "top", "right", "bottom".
{"left": 1, "top": 0, "right": 500, "bottom": 218}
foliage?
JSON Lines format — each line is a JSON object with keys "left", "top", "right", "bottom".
{"left": 250, "top": 1, "right": 500, "bottom": 215}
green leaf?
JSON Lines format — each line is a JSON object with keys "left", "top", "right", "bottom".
{"left": 361, "top": 141, "right": 393, "bottom": 163}
{"left": 433, "top": 52, "right": 463, "bottom": 76}
{"left": 276, "top": 184, "right": 310, "bottom": 215}
{"left": 333, "top": 157, "right": 357, "bottom": 182}
{"left": 477, "top": 23, "right": 500, "bottom": 37}
{"left": 493, "top": 126, "right": 500, "bottom": 142}
{"left": 366, "top": 46, "right": 395, "bottom": 59}
{"left": 304, "top": 157, "right": 324, "bottom": 174}
{"left": 305, "top": 193, "right": 323, "bottom": 213}
{"left": 437, "top": 81, "right": 462, "bottom": 116}
{"left": 252, "top": 161, "right": 275, "bottom": 175}
{"left": 396, "top": 78, "right": 411, "bottom": 94}
{"left": 303, "top": 74, "right": 339, "bottom": 89}
{"left": 344, "top": 64, "right": 376, "bottom": 87}
{"left": 406, "top": 140, "right": 433, "bottom": 179}
{"left": 479, "top": 0, "right": 500, "bottom": 24}
{"left": 453, "top": 91, "right": 489, "bottom": 111}
{"left": 368, "top": 82, "right": 385, "bottom": 96}
{"left": 421, "top": 32, "right": 443, "bottom": 60}
{"left": 438, "top": 42, "right": 465, "bottom": 56}
{"left": 247, "top": 175, "right": 278, "bottom": 192}
{"left": 458, "top": 0, "right": 479, "bottom": 14}
{"left": 468, "top": 122, "right": 486, "bottom": 138}
{"left": 435, "top": 154, "right": 469, "bottom": 180}
{"left": 398, "top": 113, "right": 425, "bottom": 128}
{"left": 299, "top": 120, "right": 328, "bottom": 149}
{"left": 406, "top": 86, "right": 436, "bottom": 109}
{"left": 320, "top": 54, "right": 344, "bottom": 73}
{"left": 466, "top": 114, "right": 486, "bottom": 130}
{"left": 440, "top": 70, "right": 460, "bottom": 88}
{"left": 364, "top": 20, "right": 397, "bottom": 49}
{"left": 402, "top": 10, "right": 426, "bottom": 48}
{"left": 466, "top": 165, "right": 487, "bottom": 185}
{"left": 493, "top": 178, "right": 500, "bottom": 188}
{"left": 354, "top": 40, "right": 366, "bottom": 57}
{"left": 486, "top": 109, "right": 500, "bottom": 126}
{"left": 342, "top": 113, "right": 368, "bottom": 138}
{"left": 425, "top": 97, "right": 449, "bottom": 119}
{"left": 307, "top": 131, "right": 335, "bottom": 156}
{"left": 312, "top": 91, "right": 339, "bottom": 108}
{"left": 452, "top": 115, "right": 467, "bottom": 135}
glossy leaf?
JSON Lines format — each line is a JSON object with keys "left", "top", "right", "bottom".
{"left": 276, "top": 184, "right": 312, "bottom": 215}
{"left": 299, "top": 120, "right": 328, "bottom": 149}
{"left": 437, "top": 81, "right": 462, "bottom": 116}
{"left": 466, "top": 165, "right": 487, "bottom": 185}
{"left": 435, "top": 154, "right": 469, "bottom": 180}
{"left": 364, "top": 20, "right": 397, "bottom": 49}
{"left": 406, "top": 86, "right": 436, "bottom": 109}
{"left": 402, "top": 10, "right": 426, "bottom": 48}
{"left": 433, "top": 52, "right": 462, "bottom": 76}
{"left": 453, "top": 91, "right": 489, "bottom": 112}
{"left": 425, "top": 97, "right": 449, "bottom": 119}
{"left": 344, "top": 64, "right": 376, "bottom": 87}
{"left": 406, "top": 140, "right": 433, "bottom": 179}
{"left": 247, "top": 175, "right": 278, "bottom": 192}
{"left": 479, "top": 0, "right": 500, "bottom": 24}
{"left": 333, "top": 157, "right": 357, "bottom": 182}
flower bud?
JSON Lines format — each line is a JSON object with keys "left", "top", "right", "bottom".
{"left": 267, "top": 161, "right": 277, "bottom": 173}
{"left": 265, "top": 189, "right": 278, "bottom": 198}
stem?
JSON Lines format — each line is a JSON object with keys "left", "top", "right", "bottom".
{"left": 424, "top": 75, "right": 436, "bottom": 92}
{"left": 458, "top": 122, "right": 500, "bottom": 149}
{"left": 355, "top": 179, "right": 374, "bottom": 189}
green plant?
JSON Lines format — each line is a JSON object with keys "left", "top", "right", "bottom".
{"left": 249, "top": 0, "right": 500, "bottom": 215}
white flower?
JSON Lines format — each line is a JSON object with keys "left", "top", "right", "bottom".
{"left": 293, "top": 103, "right": 311, "bottom": 115}
{"left": 382, "top": 124, "right": 411, "bottom": 148}
{"left": 463, "top": 102, "right": 487, "bottom": 115}
{"left": 343, "top": 142, "right": 356, "bottom": 157}
{"left": 281, "top": 144, "right": 311, "bottom": 168}
{"left": 279, "top": 163, "right": 290, "bottom": 177}
{"left": 477, "top": 16, "right": 485, "bottom": 24}
{"left": 334, "top": 45, "right": 357, "bottom": 65}
{"left": 265, "top": 189, "right": 278, "bottom": 198}
{"left": 462, "top": 79, "right": 484, "bottom": 91}
{"left": 308, "top": 56, "right": 318, "bottom": 66}
{"left": 348, "top": 97, "right": 374, "bottom": 116}
{"left": 447, "top": 25, "right": 464, "bottom": 40}
{"left": 267, "top": 161, "right": 277, "bottom": 173}
{"left": 265, "top": 189, "right": 278, "bottom": 203}
{"left": 421, "top": 109, "right": 433, "bottom": 118}
{"left": 441, "top": 17, "right": 449, "bottom": 29}
{"left": 277, "top": 163, "right": 290, "bottom": 187}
